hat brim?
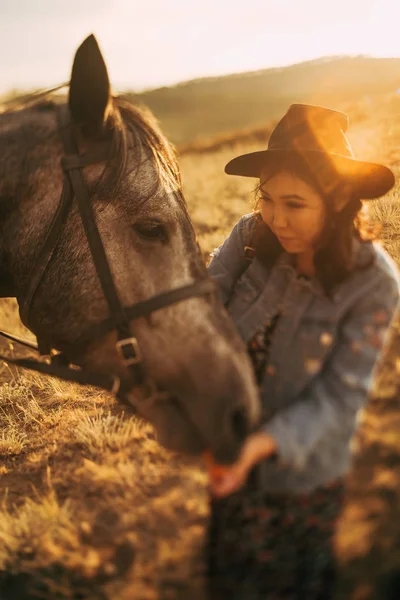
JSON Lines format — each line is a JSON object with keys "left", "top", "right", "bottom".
{"left": 224, "top": 150, "right": 395, "bottom": 200}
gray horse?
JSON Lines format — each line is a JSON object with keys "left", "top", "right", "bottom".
{"left": 0, "top": 35, "right": 260, "bottom": 463}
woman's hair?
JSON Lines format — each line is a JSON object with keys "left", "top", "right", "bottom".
{"left": 251, "top": 152, "right": 377, "bottom": 295}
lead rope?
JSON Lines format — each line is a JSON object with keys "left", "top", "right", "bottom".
{"left": 0, "top": 82, "right": 69, "bottom": 114}
{"left": 0, "top": 330, "right": 39, "bottom": 351}
{"left": 0, "top": 332, "right": 123, "bottom": 398}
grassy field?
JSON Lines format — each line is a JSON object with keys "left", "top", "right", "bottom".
{"left": 1, "top": 89, "right": 400, "bottom": 599}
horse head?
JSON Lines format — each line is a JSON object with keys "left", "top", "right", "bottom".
{"left": 0, "top": 35, "right": 260, "bottom": 463}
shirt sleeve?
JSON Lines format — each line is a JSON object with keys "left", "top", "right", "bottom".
{"left": 207, "top": 214, "right": 255, "bottom": 305}
{"left": 262, "top": 273, "right": 400, "bottom": 471}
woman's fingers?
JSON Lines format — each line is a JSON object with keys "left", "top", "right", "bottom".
{"left": 210, "top": 466, "right": 246, "bottom": 497}
{"left": 205, "top": 433, "right": 278, "bottom": 498}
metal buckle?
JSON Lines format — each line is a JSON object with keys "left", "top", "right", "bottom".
{"left": 116, "top": 337, "right": 142, "bottom": 366}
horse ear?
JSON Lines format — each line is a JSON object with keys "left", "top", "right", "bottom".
{"left": 68, "top": 34, "right": 111, "bottom": 138}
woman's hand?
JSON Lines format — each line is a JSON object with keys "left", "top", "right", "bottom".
{"left": 208, "top": 432, "right": 277, "bottom": 498}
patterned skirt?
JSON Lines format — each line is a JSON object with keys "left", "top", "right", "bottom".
{"left": 207, "top": 478, "right": 344, "bottom": 600}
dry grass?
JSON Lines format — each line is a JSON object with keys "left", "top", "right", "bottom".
{"left": 368, "top": 186, "right": 400, "bottom": 262}
{"left": 180, "top": 142, "right": 259, "bottom": 257}
{"left": 0, "top": 321, "right": 208, "bottom": 598}
{"left": 1, "top": 97, "right": 400, "bottom": 599}
{"left": 0, "top": 426, "right": 27, "bottom": 455}
{"left": 72, "top": 411, "right": 153, "bottom": 455}
{"left": 0, "top": 364, "right": 208, "bottom": 599}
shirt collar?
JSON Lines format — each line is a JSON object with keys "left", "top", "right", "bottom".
{"left": 273, "top": 239, "right": 374, "bottom": 300}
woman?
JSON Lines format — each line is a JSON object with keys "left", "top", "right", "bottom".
{"left": 206, "top": 104, "right": 399, "bottom": 599}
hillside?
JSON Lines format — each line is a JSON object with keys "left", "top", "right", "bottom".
{"left": 123, "top": 55, "right": 400, "bottom": 144}
{"left": 3, "top": 55, "right": 400, "bottom": 147}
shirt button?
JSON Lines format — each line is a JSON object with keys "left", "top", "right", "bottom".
{"left": 304, "top": 358, "right": 321, "bottom": 375}
{"left": 320, "top": 332, "right": 333, "bottom": 347}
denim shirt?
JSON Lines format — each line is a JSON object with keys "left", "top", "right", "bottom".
{"left": 208, "top": 213, "right": 400, "bottom": 494}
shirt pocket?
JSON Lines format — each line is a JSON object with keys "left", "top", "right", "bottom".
{"left": 227, "top": 269, "right": 263, "bottom": 309}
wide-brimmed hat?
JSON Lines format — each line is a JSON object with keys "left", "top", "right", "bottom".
{"left": 225, "top": 104, "right": 394, "bottom": 199}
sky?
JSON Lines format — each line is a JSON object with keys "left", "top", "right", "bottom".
{"left": 1, "top": 0, "right": 400, "bottom": 94}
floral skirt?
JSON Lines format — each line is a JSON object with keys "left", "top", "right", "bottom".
{"left": 207, "top": 478, "right": 344, "bottom": 600}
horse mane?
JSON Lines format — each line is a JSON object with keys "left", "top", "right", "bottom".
{"left": 1, "top": 91, "right": 182, "bottom": 196}
{"left": 0, "top": 93, "right": 190, "bottom": 226}
{"left": 111, "top": 97, "right": 182, "bottom": 190}
{"left": 104, "top": 97, "right": 190, "bottom": 221}
{"left": 87, "top": 96, "right": 182, "bottom": 204}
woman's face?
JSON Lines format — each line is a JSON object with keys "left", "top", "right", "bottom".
{"left": 259, "top": 169, "right": 327, "bottom": 255}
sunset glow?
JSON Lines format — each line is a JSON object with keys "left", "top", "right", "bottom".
{"left": 1, "top": 0, "right": 400, "bottom": 93}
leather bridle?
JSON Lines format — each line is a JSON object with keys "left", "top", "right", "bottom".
{"left": 0, "top": 105, "right": 216, "bottom": 408}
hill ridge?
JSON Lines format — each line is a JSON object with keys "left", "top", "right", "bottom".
{"left": 123, "top": 55, "right": 400, "bottom": 144}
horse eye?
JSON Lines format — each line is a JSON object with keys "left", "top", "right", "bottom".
{"left": 133, "top": 222, "right": 168, "bottom": 242}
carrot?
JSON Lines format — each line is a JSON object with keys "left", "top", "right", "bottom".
{"left": 202, "top": 450, "right": 231, "bottom": 480}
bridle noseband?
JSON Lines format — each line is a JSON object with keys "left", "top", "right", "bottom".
{"left": 0, "top": 105, "right": 216, "bottom": 409}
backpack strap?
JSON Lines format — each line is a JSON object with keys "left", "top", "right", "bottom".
{"left": 243, "top": 211, "right": 262, "bottom": 263}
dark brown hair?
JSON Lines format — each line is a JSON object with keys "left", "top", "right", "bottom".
{"left": 251, "top": 152, "right": 376, "bottom": 295}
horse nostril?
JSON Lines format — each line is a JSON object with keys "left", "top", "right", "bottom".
{"left": 231, "top": 407, "right": 250, "bottom": 444}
